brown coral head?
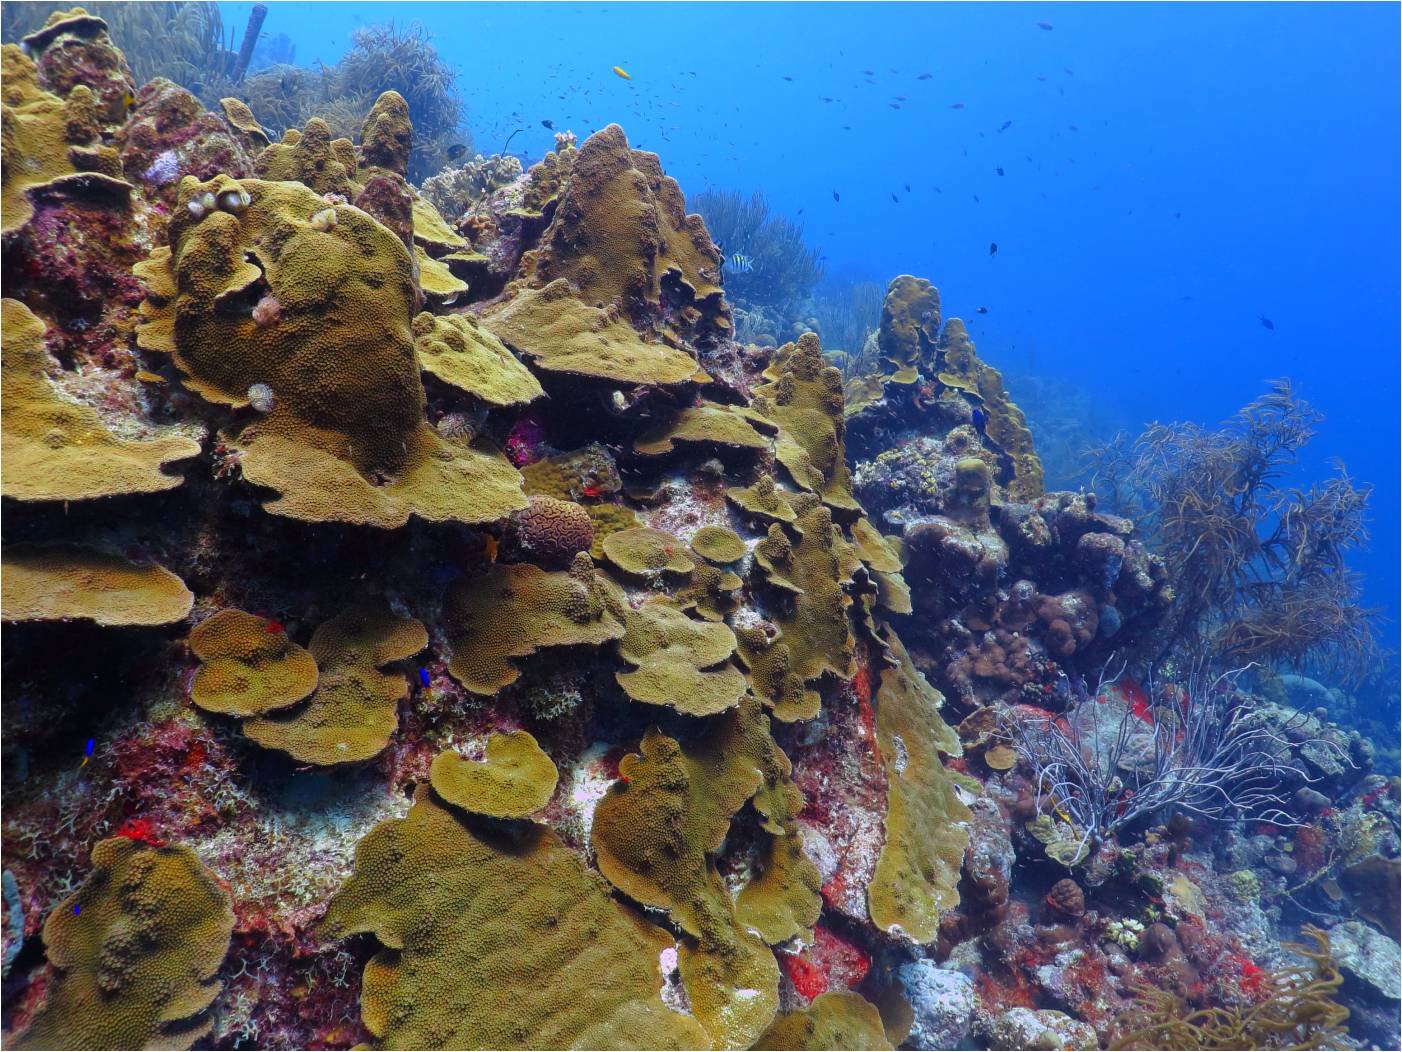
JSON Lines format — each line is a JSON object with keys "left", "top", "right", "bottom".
{"left": 510, "top": 495, "right": 595, "bottom": 566}
{"left": 1045, "top": 877, "right": 1086, "bottom": 919}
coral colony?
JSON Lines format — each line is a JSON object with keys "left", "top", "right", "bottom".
{"left": 0, "top": 7, "right": 1397, "bottom": 1052}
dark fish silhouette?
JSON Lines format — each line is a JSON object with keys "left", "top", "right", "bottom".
{"left": 832, "top": 190, "right": 840, "bottom": 203}
{"left": 989, "top": 241, "right": 998, "bottom": 256}
{"left": 889, "top": 103, "right": 901, "bottom": 109}
{"left": 890, "top": 193, "right": 899, "bottom": 203}
{"left": 783, "top": 75, "right": 793, "bottom": 81}
{"left": 541, "top": 119, "right": 554, "bottom": 129}
{"left": 950, "top": 102, "right": 965, "bottom": 109}
{"left": 446, "top": 144, "right": 469, "bottom": 160}
{"left": 1259, "top": 315, "right": 1275, "bottom": 331}
{"left": 917, "top": 72, "right": 933, "bottom": 80}
{"left": 1037, "top": 21, "right": 1054, "bottom": 30}
{"left": 996, "top": 167, "right": 1005, "bottom": 176}
{"left": 862, "top": 69, "right": 875, "bottom": 75}
{"left": 998, "top": 120, "right": 1013, "bottom": 132}
{"left": 904, "top": 183, "right": 911, "bottom": 192}
{"left": 976, "top": 306, "right": 989, "bottom": 314}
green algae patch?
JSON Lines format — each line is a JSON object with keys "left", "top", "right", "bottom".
{"left": 321, "top": 786, "right": 709, "bottom": 1050}
{"left": 13, "top": 837, "right": 234, "bottom": 1051}
{"left": 615, "top": 598, "right": 747, "bottom": 717}
{"left": 868, "top": 628, "right": 970, "bottom": 943}
{"left": 754, "top": 991, "right": 895, "bottom": 1050}
{"left": 429, "top": 732, "right": 558, "bottom": 819}
{"left": 242, "top": 605, "right": 426, "bottom": 765}
{"left": 445, "top": 554, "right": 626, "bottom": 695}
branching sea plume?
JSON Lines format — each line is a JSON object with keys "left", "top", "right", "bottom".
{"left": 692, "top": 189, "right": 824, "bottom": 315}
{"left": 1088, "top": 380, "right": 1377, "bottom": 677}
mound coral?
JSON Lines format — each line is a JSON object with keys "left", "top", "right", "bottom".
{"left": 188, "top": 609, "right": 318, "bottom": 717}
{"left": 2, "top": 544, "right": 193, "bottom": 626}
{"left": 508, "top": 494, "right": 596, "bottom": 566}
{"left": 614, "top": 598, "right": 748, "bottom": 716}
{"left": 12, "top": 836, "right": 234, "bottom": 1050}
{"left": 429, "top": 733, "right": 558, "bottom": 819}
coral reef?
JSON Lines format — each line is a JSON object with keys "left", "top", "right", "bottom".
{"left": 1, "top": 15, "right": 1394, "bottom": 1052}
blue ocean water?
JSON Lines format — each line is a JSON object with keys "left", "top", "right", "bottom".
{"left": 223, "top": 0, "right": 1399, "bottom": 633}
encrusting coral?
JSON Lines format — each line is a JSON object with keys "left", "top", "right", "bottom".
{"left": 12, "top": 836, "right": 234, "bottom": 1051}
{"left": 754, "top": 991, "right": 895, "bottom": 1051}
{"left": 2, "top": 544, "right": 193, "bottom": 626}
{"left": 429, "top": 732, "right": 559, "bottom": 819}
{"left": 614, "top": 597, "right": 748, "bottom": 716}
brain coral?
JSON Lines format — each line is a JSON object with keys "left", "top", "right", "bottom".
{"left": 509, "top": 494, "right": 596, "bottom": 566}
{"left": 446, "top": 554, "right": 627, "bottom": 694}
{"left": 2, "top": 544, "right": 192, "bottom": 627}
{"left": 13, "top": 837, "right": 234, "bottom": 1051}
{"left": 242, "top": 605, "right": 427, "bottom": 765}
{"left": 320, "top": 786, "right": 709, "bottom": 1049}
{"left": 614, "top": 598, "right": 748, "bottom": 716}
{"left": 133, "top": 173, "right": 525, "bottom": 527}
{"left": 188, "top": 609, "right": 318, "bottom": 717}
{"left": 2, "top": 298, "right": 199, "bottom": 501}
{"left": 429, "top": 732, "right": 559, "bottom": 819}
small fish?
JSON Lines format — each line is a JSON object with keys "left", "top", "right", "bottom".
{"left": 74, "top": 905, "right": 81, "bottom": 915}
{"left": 122, "top": 90, "right": 136, "bottom": 111}
{"left": 996, "top": 167, "right": 1004, "bottom": 176}
{"left": 134, "top": 369, "right": 166, "bottom": 384}
{"left": 80, "top": 737, "right": 95, "bottom": 769}
{"left": 482, "top": 534, "right": 499, "bottom": 562}
{"left": 612, "top": 65, "right": 632, "bottom": 80}
{"left": 894, "top": 95, "right": 907, "bottom": 102}
{"left": 782, "top": 75, "right": 793, "bottom": 81}
{"left": 861, "top": 69, "right": 875, "bottom": 75}
{"left": 541, "top": 118, "right": 554, "bottom": 129}
{"left": 419, "top": 668, "right": 431, "bottom": 688}
{"left": 917, "top": 72, "right": 933, "bottom": 80}
{"left": 1259, "top": 314, "right": 1275, "bottom": 331}
{"left": 1037, "top": 21, "right": 1054, "bottom": 30}
{"left": 279, "top": 73, "right": 295, "bottom": 95}
{"left": 976, "top": 306, "right": 989, "bottom": 314}
{"left": 832, "top": 190, "right": 840, "bottom": 203}
{"left": 904, "top": 183, "right": 911, "bottom": 192}
{"left": 949, "top": 102, "right": 965, "bottom": 109}
{"left": 796, "top": 208, "right": 804, "bottom": 215}
{"left": 821, "top": 96, "right": 835, "bottom": 103}
{"left": 890, "top": 193, "right": 899, "bottom": 203}
{"left": 726, "top": 252, "right": 755, "bottom": 274}
{"left": 989, "top": 241, "right": 998, "bottom": 256}
{"left": 972, "top": 406, "right": 988, "bottom": 432}
{"left": 1067, "top": 123, "right": 1080, "bottom": 132}
{"left": 888, "top": 103, "right": 901, "bottom": 110}
{"left": 188, "top": 81, "right": 203, "bottom": 93}
{"left": 998, "top": 120, "right": 1013, "bottom": 132}
{"left": 446, "top": 143, "right": 469, "bottom": 160}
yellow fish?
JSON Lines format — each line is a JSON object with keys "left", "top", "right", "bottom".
{"left": 612, "top": 65, "right": 632, "bottom": 80}
{"left": 134, "top": 370, "right": 167, "bottom": 384}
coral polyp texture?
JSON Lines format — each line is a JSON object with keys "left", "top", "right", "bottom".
{"left": 1, "top": 11, "right": 1393, "bottom": 1052}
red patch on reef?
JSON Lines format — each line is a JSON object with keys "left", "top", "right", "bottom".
{"left": 1117, "top": 677, "right": 1154, "bottom": 724}
{"left": 115, "top": 817, "right": 165, "bottom": 847}
{"left": 779, "top": 926, "right": 871, "bottom": 1002}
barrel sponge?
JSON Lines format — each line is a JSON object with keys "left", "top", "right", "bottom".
{"left": 429, "top": 733, "right": 558, "bottom": 819}
{"left": 1, "top": 44, "right": 132, "bottom": 236}
{"left": 133, "top": 174, "right": 525, "bottom": 527}
{"left": 12, "top": 837, "right": 234, "bottom": 1051}
{"left": 411, "top": 312, "right": 543, "bottom": 407}
{"left": 690, "top": 525, "right": 747, "bottom": 564}
{"left": 868, "top": 627, "right": 971, "bottom": 944}
{"left": 1, "top": 300, "right": 198, "bottom": 502}
{"left": 877, "top": 275, "right": 941, "bottom": 385}
{"left": 320, "top": 786, "right": 709, "bottom": 1049}
{"left": 754, "top": 992, "right": 894, "bottom": 1051}
{"left": 738, "top": 503, "right": 856, "bottom": 722}
{"left": 591, "top": 697, "right": 786, "bottom": 1046}
{"left": 755, "top": 332, "right": 861, "bottom": 515}
{"left": 2, "top": 544, "right": 192, "bottom": 627}
{"left": 935, "top": 318, "right": 1044, "bottom": 501}
{"left": 601, "top": 526, "right": 695, "bottom": 576}
{"left": 509, "top": 495, "right": 595, "bottom": 566}
{"left": 634, "top": 402, "right": 777, "bottom": 456}
{"left": 188, "top": 609, "right": 318, "bottom": 717}
{"left": 726, "top": 473, "right": 798, "bottom": 525}
{"left": 242, "top": 605, "right": 426, "bottom": 765}
{"left": 615, "top": 598, "right": 747, "bottom": 717}
{"left": 445, "top": 555, "right": 627, "bottom": 695}
{"left": 528, "top": 123, "right": 725, "bottom": 325}
{"left": 485, "top": 279, "right": 702, "bottom": 386}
